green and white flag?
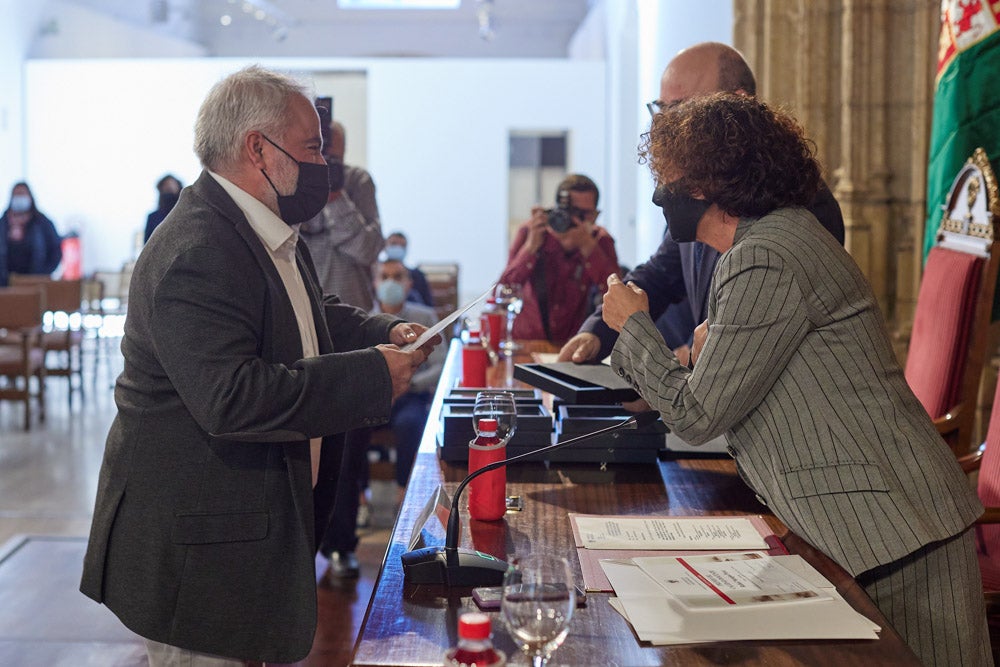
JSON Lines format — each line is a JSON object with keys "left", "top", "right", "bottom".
{"left": 924, "top": 0, "right": 1000, "bottom": 259}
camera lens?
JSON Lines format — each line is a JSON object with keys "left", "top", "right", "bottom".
{"left": 547, "top": 209, "right": 573, "bottom": 233}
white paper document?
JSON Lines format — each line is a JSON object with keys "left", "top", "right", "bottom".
{"left": 634, "top": 552, "right": 832, "bottom": 609}
{"left": 574, "top": 515, "right": 768, "bottom": 551}
{"left": 600, "top": 555, "right": 880, "bottom": 645}
{"left": 401, "top": 284, "right": 495, "bottom": 352}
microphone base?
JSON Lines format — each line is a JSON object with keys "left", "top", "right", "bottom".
{"left": 401, "top": 546, "right": 508, "bottom": 587}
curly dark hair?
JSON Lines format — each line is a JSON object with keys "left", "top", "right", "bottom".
{"left": 639, "top": 93, "right": 820, "bottom": 218}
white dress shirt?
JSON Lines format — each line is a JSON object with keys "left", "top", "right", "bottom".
{"left": 209, "top": 172, "right": 323, "bottom": 486}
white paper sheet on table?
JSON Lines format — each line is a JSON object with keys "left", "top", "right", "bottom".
{"left": 573, "top": 515, "right": 769, "bottom": 551}
{"left": 401, "top": 284, "right": 495, "bottom": 352}
{"left": 601, "top": 555, "right": 880, "bottom": 645}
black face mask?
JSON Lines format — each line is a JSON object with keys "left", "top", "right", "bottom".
{"left": 653, "top": 184, "right": 712, "bottom": 243}
{"left": 326, "top": 157, "right": 345, "bottom": 192}
{"left": 260, "top": 134, "right": 330, "bottom": 224}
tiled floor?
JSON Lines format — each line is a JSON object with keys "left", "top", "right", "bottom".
{"left": 0, "top": 334, "right": 398, "bottom": 666}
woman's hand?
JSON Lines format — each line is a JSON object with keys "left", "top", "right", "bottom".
{"left": 601, "top": 274, "right": 649, "bottom": 332}
{"left": 691, "top": 320, "right": 709, "bottom": 366}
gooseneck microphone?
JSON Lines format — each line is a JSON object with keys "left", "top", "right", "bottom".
{"left": 401, "top": 411, "right": 661, "bottom": 587}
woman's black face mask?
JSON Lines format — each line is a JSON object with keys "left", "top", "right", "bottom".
{"left": 652, "top": 184, "right": 712, "bottom": 243}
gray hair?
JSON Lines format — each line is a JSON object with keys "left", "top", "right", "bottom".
{"left": 194, "top": 65, "right": 313, "bottom": 171}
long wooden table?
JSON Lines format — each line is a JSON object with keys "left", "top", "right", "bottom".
{"left": 351, "top": 340, "right": 921, "bottom": 665}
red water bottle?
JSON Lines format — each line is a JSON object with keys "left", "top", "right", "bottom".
{"left": 468, "top": 418, "right": 506, "bottom": 521}
{"left": 461, "top": 325, "right": 488, "bottom": 388}
{"left": 60, "top": 233, "right": 82, "bottom": 280}
{"left": 443, "top": 612, "right": 507, "bottom": 666}
{"left": 480, "top": 296, "right": 503, "bottom": 355}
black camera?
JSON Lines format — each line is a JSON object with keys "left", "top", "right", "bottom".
{"left": 546, "top": 188, "right": 574, "bottom": 233}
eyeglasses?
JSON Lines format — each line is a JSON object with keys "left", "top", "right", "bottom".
{"left": 646, "top": 99, "right": 665, "bottom": 118}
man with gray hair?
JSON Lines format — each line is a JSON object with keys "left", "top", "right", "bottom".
{"left": 80, "top": 65, "right": 437, "bottom": 665}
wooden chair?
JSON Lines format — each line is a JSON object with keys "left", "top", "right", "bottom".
{"left": 905, "top": 148, "right": 1000, "bottom": 456}
{"left": 9, "top": 275, "right": 85, "bottom": 406}
{"left": 958, "top": 369, "right": 1000, "bottom": 662}
{"left": 418, "top": 262, "right": 459, "bottom": 323}
{"left": 0, "top": 287, "right": 46, "bottom": 429}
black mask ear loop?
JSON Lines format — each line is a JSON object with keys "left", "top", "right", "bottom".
{"left": 259, "top": 134, "right": 292, "bottom": 196}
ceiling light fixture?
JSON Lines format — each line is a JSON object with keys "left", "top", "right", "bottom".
{"left": 217, "top": 0, "right": 294, "bottom": 41}
{"left": 337, "top": 0, "right": 462, "bottom": 8}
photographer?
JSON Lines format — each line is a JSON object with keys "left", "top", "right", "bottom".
{"left": 498, "top": 174, "right": 620, "bottom": 344}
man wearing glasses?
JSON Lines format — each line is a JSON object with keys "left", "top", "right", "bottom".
{"left": 499, "top": 173, "right": 621, "bottom": 344}
{"left": 559, "top": 42, "right": 844, "bottom": 368}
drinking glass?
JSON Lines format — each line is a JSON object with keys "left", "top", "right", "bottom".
{"left": 494, "top": 283, "right": 523, "bottom": 354}
{"left": 501, "top": 554, "right": 576, "bottom": 667}
{"left": 472, "top": 390, "right": 518, "bottom": 443}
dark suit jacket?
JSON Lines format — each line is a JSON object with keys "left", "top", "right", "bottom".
{"left": 611, "top": 207, "right": 982, "bottom": 576}
{"left": 582, "top": 182, "right": 844, "bottom": 357}
{"left": 80, "top": 172, "right": 399, "bottom": 663}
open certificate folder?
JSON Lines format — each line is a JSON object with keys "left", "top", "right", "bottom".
{"left": 635, "top": 552, "right": 832, "bottom": 610}
{"left": 601, "top": 555, "right": 881, "bottom": 645}
{"left": 569, "top": 514, "right": 786, "bottom": 592}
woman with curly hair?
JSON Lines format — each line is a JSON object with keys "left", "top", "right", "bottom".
{"left": 603, "top": 93, "right": 988, "bottom": 665}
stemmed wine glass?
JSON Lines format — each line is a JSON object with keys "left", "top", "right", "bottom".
{"left": 472, "top": 390, "right": 518, "bottom": 443}
{"left": 501, "top": 554, "right": 576, "bottom": 667}
{"left": 494, "top": 283, "right": 523, "bottom": 354}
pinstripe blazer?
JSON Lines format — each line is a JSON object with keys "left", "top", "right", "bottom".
{"left": 611, "top": 207, "right": 982, "bottom": 576}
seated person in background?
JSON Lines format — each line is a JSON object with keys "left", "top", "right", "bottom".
{"left": 603, "top": 92, "right": 987, "bottom": 666}
{"left": 0, "top": 181, "right": 62, "bottom": 287}
{"left": 317, "top": 258, "right": 444, "bottom": 579}
{"left": 143, "top": 174, "right": 183, "bottom": 243}
{"left": 499, "top": 173, "right": 620, "bottom": 345}
{"left": 371, "top": 259, "right": 444, "bottom": 493}
{"left": 384, "top": 230, "right": 434, "bottom": 307}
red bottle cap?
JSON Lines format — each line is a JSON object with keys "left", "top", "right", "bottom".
{"left": 477, "top": 418, "right": 499, "bottom": 433}
{"left": 458, "top": 612, "right": 492, "bottom": 640}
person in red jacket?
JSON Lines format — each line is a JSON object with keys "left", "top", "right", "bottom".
{"left": 498, "top": 174, "right": 620, "bottom": 345}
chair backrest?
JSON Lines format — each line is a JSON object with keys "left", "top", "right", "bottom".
{"left": 978, "top": 379, "right": 1000, "bottom": 558}
{"left": 81, "top": 275, "right": 105, "bottom": 312}
{"left": 0, "top": 287, "right": 44, "bottom": 329}
{"left": 418, "top": 262, "right": 460, "bottom": 321}
{"left": 8, "top": 275, "right": 83, "bottom": 313}
{"left": 905, "top": 148, "right": 1000, "bottom": 453}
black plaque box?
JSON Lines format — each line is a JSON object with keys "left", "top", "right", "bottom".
{"left": 513, "top": 362, "right": 639, "bottom": 404}
{"left": 441, "top": 387, "right": 543, "bottom": 406}
{"left": 437, "top": 402, "right": 554, "bottom": 462}
{"left": 529, "top": 405, "right": 667, "bottom": 464}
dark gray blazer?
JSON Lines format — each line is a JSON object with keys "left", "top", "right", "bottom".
{"left": 80, "top": 172, "right": 399, "bottom": 663}
{"left": 611, "top": 207, "right": 982, "bottom": 577}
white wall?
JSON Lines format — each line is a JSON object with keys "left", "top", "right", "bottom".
{"left": 632, "top": 1, "right": 734, "bottom": 261}
{"left": 24, "top": 58, "right": 605, "bottom": 303}
{"left": 0, "top": 1, "right": 46, "bottom": 198}
{"left": 29, "top": 1, "right": 207, "bottom": 59}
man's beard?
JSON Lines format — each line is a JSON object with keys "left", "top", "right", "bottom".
{"left": 269, "top": 153, "right": 300, "bottom": 209}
